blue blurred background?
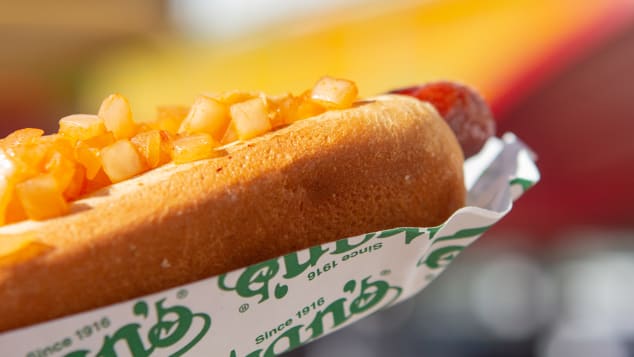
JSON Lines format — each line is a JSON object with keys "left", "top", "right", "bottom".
{"left": 2, "top": 1, "right": 634, "bottom": 356}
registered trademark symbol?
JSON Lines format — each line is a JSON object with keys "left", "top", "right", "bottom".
{"left": 177, "top": 289, "right": 188, "bottom": 299}
{"left": 239, "top": 303, "right": 250, "bottom": 313}
{"left": 380, "top": 269, "right": 391, "bottom": 276}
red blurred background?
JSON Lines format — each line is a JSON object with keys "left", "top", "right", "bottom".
{"left": 494, "top": 20, "right": 634, "bottom": 237}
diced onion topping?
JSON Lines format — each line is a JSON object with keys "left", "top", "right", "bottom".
{"left": 0, "top": 76, "right": 358, "bottom": 225}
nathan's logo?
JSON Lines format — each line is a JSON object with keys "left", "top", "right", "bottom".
{"left": 217, "top": 228, "right": 434, "bottom": 303}
{"left": 65, "top": 296, "right": 211, "bottom": 357}
{"left": 230, "top": 276, "right": 402, "bottom": 357}
{"left": 417, "top": 225, "right": 492, "bottom": 270}
{"left": 218, "top": 257, "right": 291, "bottom": 303}
{"left": 217, "top": 225, "right": 492, "bottom": 304}
{"left": 419, "top": 245, "right": 465, "bottom": 269}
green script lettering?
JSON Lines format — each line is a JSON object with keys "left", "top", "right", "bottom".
{"left": 424, "top": 245, "right": 464, "bottom": 269}
{"left": 218, "top": 258, "right": 284, "bottom": 302}
{"left": 283, "top": 246, "right": 329, "bottom": 279}
{"left": 427, "top": 225, "right": 443, "bottom": 239}
{"left": 148, "top": 299, "right": 211, "bottom": 356}
{"left": 148, "top": 299, "right": 193, "bottom": 348}
{"left": 305, "top": 298, "right": 349, "bottom": 338}
{"left": 68, "top": 299, "right": 210, "bottom": 357}
{"left": 96, "top": 323, "right": 153, "bottom": 357}
{"left": 331, "top": 233, "right": 375, "bottom": 254}
{"left": 231, "top": 276, "right": 403, "bottom": 356}
{"left": 377, "top": 228, "right": 426, "bottom": 244}
{"left": 350, "top": 277, "right": 397, "bottom": 314}
{"left": 262, "top": 325, "right": 303, "bottom": 357}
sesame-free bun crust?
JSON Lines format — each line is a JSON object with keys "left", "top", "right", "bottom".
{"left": 0, "top": 94, "right": 465, "bottom": 332}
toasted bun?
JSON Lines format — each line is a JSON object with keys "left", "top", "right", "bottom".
{"left": 0, "top": 94, "right": 465, "bottom": 332}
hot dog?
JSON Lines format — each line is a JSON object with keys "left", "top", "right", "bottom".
{"left": 0, "top": 77, "right": 493, "bottom": 332}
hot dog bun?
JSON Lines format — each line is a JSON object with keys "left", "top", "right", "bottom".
{"left": 0, "top": 94, "right": 465, "bottom": 332}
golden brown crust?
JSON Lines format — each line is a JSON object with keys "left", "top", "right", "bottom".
{"left": 0, "top": 94, "right": 465, "bottom": 332}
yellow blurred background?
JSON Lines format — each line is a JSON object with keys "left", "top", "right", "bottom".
{"left": 2, "top": 0, "right": 630, "bottom": 129}
{"left": 2, "top": 0, "right": 634, "bottom": 356}
{"left": 75, "top": 0, "right": 616, "bottom": 120}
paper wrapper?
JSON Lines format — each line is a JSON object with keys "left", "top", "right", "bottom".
{"left": 0, "top": 133, "right": 539, "bottom": 356}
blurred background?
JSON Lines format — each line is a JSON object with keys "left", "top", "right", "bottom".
{"left": 2, "top": 0, "right": 634, "bottom": 355}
